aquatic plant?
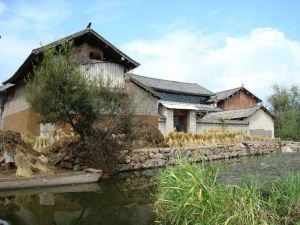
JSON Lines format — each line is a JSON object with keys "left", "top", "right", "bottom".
{"left": 154, "top": 160, "right": 300, "bottom": 225}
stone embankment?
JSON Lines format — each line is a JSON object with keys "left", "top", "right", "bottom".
{"left": 117, "top": 141, "right": 281, "bottom": 172}
{"left": 281, "top": 141, "right": 300, "bottom": 153}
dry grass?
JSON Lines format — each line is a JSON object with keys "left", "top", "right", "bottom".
{"left": 14, "top": 148, "right": 53, "bottom": 177}
{"left": 164, "top": 129, "right": 279, "bottom": 147}
{"left": 21, "top": 129, "right": 73, "bottom": 153}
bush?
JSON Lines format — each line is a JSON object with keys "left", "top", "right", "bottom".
{"left": 155, "top": 161, "right": 300, "bottom": 225}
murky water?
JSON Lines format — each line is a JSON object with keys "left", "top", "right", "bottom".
{"left": 0, "top": 152, "right": 300, "bottom": 225}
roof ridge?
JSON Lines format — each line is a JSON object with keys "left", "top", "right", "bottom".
{"left": 129, "top": 73, "right": 200, "bottom": 85}
{"left": 215, "top": 86, "right": 242, "bottom": 94}
{"left": 33, "top": 28, "right": 90, "bottom": 52}
{"left": 217, "top": 105, "right": 260, "bottom": 112}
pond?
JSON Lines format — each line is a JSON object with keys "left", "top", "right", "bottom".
{"left": 0, "top": 152, "right": 300, "bottom": 225}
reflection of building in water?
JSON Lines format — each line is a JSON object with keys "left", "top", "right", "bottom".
{"left": 14, "top": 194, "right": 83, "bottom": 225}
{"left": 0, "top": 177, "right": 155, "bottom": 225}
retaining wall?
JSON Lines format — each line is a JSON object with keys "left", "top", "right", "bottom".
{"left": 117, "top": 141, "right": 281, "bottom": 172}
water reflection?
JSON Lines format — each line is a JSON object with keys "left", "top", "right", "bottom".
{"left": 1, "top": 153, "right": 299, "bottom": 225}
{"left": 0, "top": 171, "right": 157, "bottom": 225}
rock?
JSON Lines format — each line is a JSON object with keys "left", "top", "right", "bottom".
{"left": 74, "top": 158, "right": 81, "bottom": 164}
{"left": 149, "top": 152, "right": 155, "bottom": 159}
{"left": 185, "top": 150, "right": 192, "bottom": 157}
{"left": 282, "top": 146, "right": 294, "bottom": 153}
{"left": 154, "top": 153, "right": 164, "bottom": 159}
{"left": 142, "top": 159, "right": 165, "bottom": 168}
{"left": 125, "top": 156, "right": 131, "bottom": 164}
{"left": 38, "top": 155, "right": 49, "bottom": 164}
{"left": 73, "top": 164, "right": 81, "bottom": 171}
{"left": 64, "top": 155, "right": 71, "bottom": 161}
{"left": 139, "top": 155, "right": 146, "bottom": 163}
{"left": 65, "top": 162, "right": 73, "bottom": 169}
{"left": 131, "top": 154, "right": 139, "bottom": 163}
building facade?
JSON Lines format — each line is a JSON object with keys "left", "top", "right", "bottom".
{"left": 214, "top": 86, "right": 262, "bottom": 110}
{"left": 0, "top": 28, "right": 275, "bottom": 138}
{"left": 0, "top": 28, "right": 140, "bottom": 135}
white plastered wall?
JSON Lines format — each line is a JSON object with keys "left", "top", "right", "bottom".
{"left": 196, "top": 123, "right": 248, "bottom": 133}
{"left": 160, "top": 106, "right": 173, "bottom": 134}
{"left": 187, "top": 111, "right": 196, "bottom": 133}
{"left": 247, "top": 109, "right": 274, "bottom": 137}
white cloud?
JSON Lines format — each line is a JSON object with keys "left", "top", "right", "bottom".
{"left": 0, "top": 0, "right": 71, "bottom": 82}
{"left": 123, "top": 27, "right": 300, "bottom": 100}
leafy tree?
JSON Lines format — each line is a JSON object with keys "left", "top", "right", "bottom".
{"left": 26, "top": 42, "right": 131, "bottom": 141}
{"left": 267, "top": 84, "right": 300, "bottom": 141}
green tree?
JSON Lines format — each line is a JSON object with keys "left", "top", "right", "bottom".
{"left": 26, "top": 42, "right": 131, "bottom": 140}
{"left": 267, "top": 84, "right": 300, "bottom": 141}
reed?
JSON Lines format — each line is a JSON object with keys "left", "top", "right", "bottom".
{"left": 154, "top": 160, "right": 300, "bottom": 225}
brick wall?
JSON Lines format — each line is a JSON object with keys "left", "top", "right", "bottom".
{"left": 217, "top": 90, "right": 258, "bottom": 110}
{"left": 3, "top": 108, "right": 40, "bottom": 135}
{"left": 132, "top": 115, "right": 159, "bottom": 128}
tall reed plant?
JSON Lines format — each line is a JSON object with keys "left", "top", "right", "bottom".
{"left": 154, "top": 160, "right": 300, "bottom": 225}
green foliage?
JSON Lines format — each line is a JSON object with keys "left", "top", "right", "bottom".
{"left": 268, "top": 84, "right": 300, "bottom": 141}
{"left": 155, "top": 160, "right": 300, "bottom": 225}
{"left": 26, "top": 42, "right": 95, "bottom": 138}
{"left": 217, "top": 117, "right": 228, "bottom": 129}
{"left": 26, "top": 41, "right": 129, "bottom": 140}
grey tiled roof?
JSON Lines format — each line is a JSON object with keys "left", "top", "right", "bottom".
{"left": 159, "top": 100, "right": 221, "bottom": 112}
{"left": 128, "top": 74, "right": 214, "bottom": 96}
{"left": 215, "top": 87, "right": 242, "bottom": 101}
{"left": 4, "top": 28, "right": 140, "bottom": 85}
{"left": 201, "top": 106, "right": 261, "bottom": 120}
{"left": 215, "top": 86, "right": 262, "bottom": 102}
{"left": 0, "top": 83, "right": 14, "bottom": 92}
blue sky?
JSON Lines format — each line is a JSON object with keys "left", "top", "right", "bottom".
{"left": 0, "top": 0, "right": 300, "bottom": 102}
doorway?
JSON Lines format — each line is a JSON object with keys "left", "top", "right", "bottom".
{"left": 174, "top": 110, "right": 188, "bottom": 132}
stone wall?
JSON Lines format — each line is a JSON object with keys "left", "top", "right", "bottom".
{"left": 117, "top": 142, "right": 281, "bottom": 172}
{"left": 282, "top": 141, "right": 300, "bottom": 153}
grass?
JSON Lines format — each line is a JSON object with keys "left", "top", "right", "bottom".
{"left": 154, "top": 160, "right": 300, "bottom": 225}
{"left": 164, "top": 130, "right": 279, "bottom": 147}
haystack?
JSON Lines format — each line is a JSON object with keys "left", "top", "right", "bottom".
{"left": 0, "top": 130, "right": 54, "bottom": 177}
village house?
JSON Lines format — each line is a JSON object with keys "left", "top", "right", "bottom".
{"left": 126, "top": 74, "right": 220, "bottom": 134}
{"left": 0, "top": 27, "right": 275, "bottom": 137}
{"left": 199, "top": 105, "right": 275, "bottom": 137}
{"left": 211, "top": 86, "right": 262, "bottom": 110}
{"left": 0, "top": 27, "right": 140, "bottom": 135}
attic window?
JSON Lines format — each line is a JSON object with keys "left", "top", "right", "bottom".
{"left": 89, "top": 51, "right": 102, "bottom": 60}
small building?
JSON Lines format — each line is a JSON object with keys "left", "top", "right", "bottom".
{"left": 213, "top": 86, "right": 262, "bottom": 110}
{"left": 126, "top": 74, "right": 220, "bottom": 134}
{"left": 199, "top": 106, "right": 275, "bottom": 137}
